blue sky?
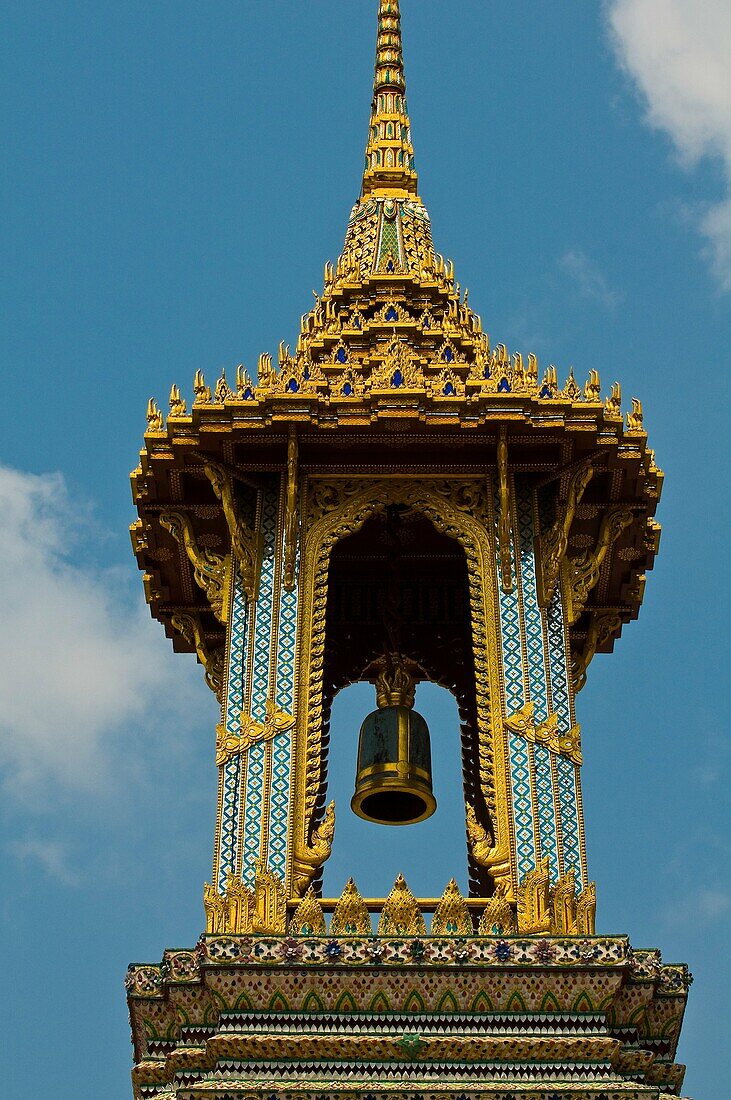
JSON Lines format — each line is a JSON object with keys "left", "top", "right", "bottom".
{"left": 1, "top": 2, "right": 729, "bottom": 1097}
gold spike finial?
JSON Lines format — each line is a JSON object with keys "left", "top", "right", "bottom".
{"left": 362, "top": 0, "right": 418, "bottom": 196}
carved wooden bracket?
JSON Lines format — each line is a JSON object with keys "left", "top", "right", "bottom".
{"left": 171, "top": 611, "right": 224, "bottom": 701}
{"left": 565, "top": 507, "right": 634, "bottom": 624}
{"left": 572, "top": 609, "right": 623, "bottom": 693}
{"left": 204, "top": 462, "right": 262, "bottom": 603}
{"left": 160, "top": 510, "right": 231, "bottom": 624}
{"left": 537, "top": 462, "right": 593, "bottom": 606}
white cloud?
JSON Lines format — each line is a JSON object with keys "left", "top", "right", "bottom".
{"left": 6, "top": 838, "right": 79, "bottom": 885}
{"left": 0, "top": 465, "right": 206, "bottom": 795}
{"left": 559, "top": 249, "right": 622, "bottom": 308}
{"left": 607, "top": 0, "right": 731, "bottom": 288}
{"left": 698, "top": 888, "right": 731, "bottom": 921}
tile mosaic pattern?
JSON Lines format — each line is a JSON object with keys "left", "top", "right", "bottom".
{"left": 144, "top": 1089, "right": 667, "bottom": 1100}
{"left": 201, "top": 934, "right": 629, "bottom": 970}
{"left": 217, "top": 757, "right": 241, "bottom": 893}
{"left": 236, "top": 479, "right": 282, "bottom": 885}
{"left": 516, "top": 491, "right": 549, "bottom": 723}
{"left": 547, "top": 588, "right": 583, "bottom": 885}
{"left": 495, "top": 482, "right": 585, "bottom": 887}
{"left": 217, "top": 568, "right": 250, "bottom": 892}
{"left": 268, "top": 532, "right": 300, "bottom": 877}
{"left": 241, "top": 742, "right": 267, "bottom": 887}
{"left": 555, "top": 754, "right": 583, "bottom": 886}
{"left": 546, "top": 591, "right": 572, "bottom": 732}
{"left": 129, "top": 933, "right": 689, "bottom": 1099}
{"left": 250, "top": 481, "right": 280, "bottom": 723}
{"left": 516, "top": 487, "right": 559, "bottom": 879}
{"left": 507, "top": 733, "right": 536, "bottom": 879}
{"left": 494, "top": 480, "right": 536, "bottom": 879}
{"left": 268, "top": 731, "right": 292, "bottom": 878}
{"left": 214, "top": 477, "right": 301, "bottom": 890}
{"left": 533, "top": 744, "right": 559, "bottom": 879}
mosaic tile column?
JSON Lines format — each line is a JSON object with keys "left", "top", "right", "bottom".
{"left": 213, "top": 475, "right": 300, "bottom": 892}
{"left": 494, "top": 476, "right": 587, "bottom": 891}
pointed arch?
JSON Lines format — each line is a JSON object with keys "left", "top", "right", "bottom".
{"left": 290, "top": 479, "right": 515, "bottom": 900}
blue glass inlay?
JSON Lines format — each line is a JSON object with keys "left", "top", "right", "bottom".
{"left": 385, "top": 306, "right": 398, "bottom": 322}
{"left": 243, "top": 387, "right": 253, "bottom": 400}
{"left": 497, "top": 377, "right": 511, "bottom": 393}
{"left": 287, "top": 378, "right": 299, "bottom": 393}
{"left": 443, "top": 382, "right": 456, "bottom": 396}
{"left": 539, "top": 385, "right": 552, "bottom": 398}
{"left": 443, "top": 347, "right": 454, "bottom": 363}
{"left": 335, "top": 347, "right": 347, "bottom": 364}
{"left": 392, "top": 369, "right": 403, "bottom": 387}
{"left": 343, "top": 382, "right": 353, "bottom": 397}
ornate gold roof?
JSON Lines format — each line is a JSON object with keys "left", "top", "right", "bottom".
{"left": 254, "top": 0, "right": 493, "bottom": 405}
{"left": 131, "top": 0, "right": 662, "bottom": 677}
{"left": 136, "top": 0, "right": 655, "bottom": 427}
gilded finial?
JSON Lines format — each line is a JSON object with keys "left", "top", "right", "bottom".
{"left": 540, "top": 366, "right": 558, "bottom": 398}
{"left": 145, "top": 397, "right": 164, "bottom": 432}
{"left": 627, "top": 397, "right": 644, "bottom": 432}
{"left": 169, "top": 384, "right": 187, "bottom": 417}
{"left": 193, "top": 370, "right": 211, "bottom": 404}
{"left": 362, "top": 0, "right": 418, "bottom": 196}
{"left": 236, "top": 363, "right": 253, "bottom": 396}
{"left": 605, "top": 381, "right": 622, "bottom": 418}
{"left": 257, "top": 352, "right": 274, "bottom": 389}
{"left": 584, "top": 368, "right": 601, "bottom": 402}
{"left": 563, "top": 368, "right": 581, "bottom": 400}
{"left": 214, "top": 368, "right": 233, "bottom": 402}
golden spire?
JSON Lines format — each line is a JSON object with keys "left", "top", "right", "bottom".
{"left": 362, "top": 0, "right": 418, "bottom": 196}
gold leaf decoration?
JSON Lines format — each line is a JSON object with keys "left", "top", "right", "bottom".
{"left": 289, "top": 886, "right": 326, "bottom": 936}
{"left": 330, "top": 878, "right": 371, "bottom": 937}
{"left": 201, "top": 863, "right": 287, "bottom": 936}
{"left": 516, "top": 857, "right": 552, "bottom": 935}
{"left": 477, "top": 884, "right": 516, "bottom": 936}
{"left": 431, "top": 879, "right": 472, "bottom": 936}
{"left": 377, "top": 874, "right": 426, "bottom": 937}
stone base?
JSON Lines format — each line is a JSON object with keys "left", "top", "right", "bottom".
{"left": 126, "top": 934, "right": 690, "bottom": 1099}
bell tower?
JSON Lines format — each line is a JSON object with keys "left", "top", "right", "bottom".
{"left": 127, "top": 2, "right": 692, "bottom": 1097}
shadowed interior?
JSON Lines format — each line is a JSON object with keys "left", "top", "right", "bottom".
{"left": 315, "top": 506, "right": 495, "bottom": 894}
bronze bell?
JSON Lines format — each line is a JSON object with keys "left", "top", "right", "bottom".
{"left": 351, "top": 655, "right": 436, "bottom": 826}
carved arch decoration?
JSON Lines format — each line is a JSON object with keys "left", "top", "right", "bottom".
{"left": 289, "top": 478, "right": 516, "bottom": 900}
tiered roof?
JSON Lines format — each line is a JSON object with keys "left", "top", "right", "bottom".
{"left": 131, "top": 0, "right": 662, "bottom": 680}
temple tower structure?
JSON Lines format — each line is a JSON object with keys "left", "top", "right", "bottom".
{"left": 127, "top": 3, "right": 691, "bottom": 1097}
